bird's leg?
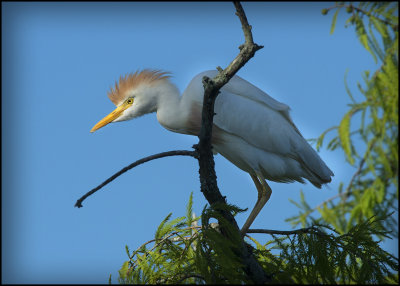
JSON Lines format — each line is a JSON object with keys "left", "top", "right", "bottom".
{"left": 241, "top": 174, "right": 272, "bottom": 235}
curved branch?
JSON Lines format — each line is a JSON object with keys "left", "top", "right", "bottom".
{"left": 176, "top": 273, "right": 206, "bottom": 284}
{"left": 157, "top": 273, "right": 206, "bottom": 284}
{"left": 75, "top": 150, "right": 196, "bottom": 208}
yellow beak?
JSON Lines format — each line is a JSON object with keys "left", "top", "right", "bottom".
{"left": 90, "top": 103, "right": 131, "bottom": 133}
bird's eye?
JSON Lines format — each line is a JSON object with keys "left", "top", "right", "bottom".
{"left": 127, "top": 98, "right": 134, "bottom": 104}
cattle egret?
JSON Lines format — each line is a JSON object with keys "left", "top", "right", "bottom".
{"left": 91, "top": 69, "right": 334, "bottom": 234}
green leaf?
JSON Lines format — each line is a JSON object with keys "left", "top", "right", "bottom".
{"left": 299, "top": 190, "right": 311, "bottom": 211}
{"left": 339, "top": 111, "right": 355, "bottom": 165}
{"left": 360, "top": 187, "right": 373, "bottom": 214}
{"left": 348, "top": 205, "right": 362, "bottom": 229}
{"left": 355, "top": 17, "right": 377, "bottom": 63}
{"left": 315, "top": 135, "right": 324, "bottom": 151}
{"left": 155, "top": 213, "right": 172, "bottom": 240}
{"left": 246, "top": 235, "right": 264, "bottom": 251}
{"left": 135, "top": 253, "right": 151, "bottom": 282}
{"left": 125, "top": 245, "right": 130, "bottom": 257}
{"left": 376, "top": 144, "right": 393, "bottom": 177}
{"left": 330, "top": 8, "right": 340, "bottom": 35}
{"left": 370, "top": 16, "right": 389, "bottom": 39}
{"left": 327, "top": 136, "right": 340, "bottom": 151}
{"left": 318, "top": 203, "right": 336, "bottom": 225}
{"left": 186, "top": 192, "right": 193, "bottom": 227}
{"left": 338, "top": 182, "right": 344, "bottom": 194}
{"left": 288, "top": 198, "right": 302, "bottom": 209}
{"left": 367, "top": 20, "right": 385, "bottom": 61}
{"left": 344, "top": 69, "right": 356, "bottom": 103}
{"left": 315, "top": 126, "right": 337, "bottom": 151}
{"left": 375, "top": 178, "right": 385, "bottom": 204}
{"left": 345, "top": 15, "right": 355, "bottom": 27}
{"left": 119, "top": 261, "right": 130, "bottom": 279}
{"left": 161, "top": 216, "right": 185, "bottom": 237}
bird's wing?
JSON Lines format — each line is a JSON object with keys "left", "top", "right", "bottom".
{"left": 184, "top": 70, "right": 333, "bottom": 183}
{"left": 195, "top": 70, "right": 299, "bottom": 133}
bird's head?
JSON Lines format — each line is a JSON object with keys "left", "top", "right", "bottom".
{"left": 90, "top": 69, "right": 171, "bottom": 133}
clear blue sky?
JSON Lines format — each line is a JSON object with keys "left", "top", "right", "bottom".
{"left": 2, "top": 2, "right": 397, "bottom": 283}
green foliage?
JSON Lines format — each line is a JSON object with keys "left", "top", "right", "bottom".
{"left": 116, "top": 193, "right": 249, "bottom": 284}
{"left": 330, "top": 7, "right": 341, "bottom": 34}
{"left": 292, "top": 1, "right": 398, "bottom": 236}
{"left": 339, "top": 110, "right": 355, "bottom": 165}
{"left": 115, "top": 194, "right": 398, "bottom": 284}
{"left": 287, "top": 2, "right": 399, "bottom": 281}
{"left": 270, "top": 214, "right": 398, "bottom": 284}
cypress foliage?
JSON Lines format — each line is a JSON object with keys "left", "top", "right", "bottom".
{"left": 116, "top": 194, "right": 398, "bottom": 284}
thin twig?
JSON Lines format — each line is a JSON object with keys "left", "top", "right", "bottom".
{"left": 247, "top": 226, "right": 329, "bottom": 236}
{"left": 130, "top": 238, "right": 156, "bottom": 260}
{"left": 129, "top": 227, "right": 201, "bottom": 270}
{"left": 128, "top": 230, "right": 184, "bottom": 270}
{"left": 325, "top": 3, "right": 397, "bottom": 30}
{"left": 343, "top": 138, "right": 377, "bottom": 193}
{"left": 129, "top": 226, "right": 201, "bottom": 260}
{"left": 176, "top": 273, "right": 206, "bottom": 284}
{"left": 75, "top": 150, "right": 196, "bottom": 208}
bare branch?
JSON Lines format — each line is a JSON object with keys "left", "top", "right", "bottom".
{"left": 75, "top": 150, "right": 196, "bottom": 208}
{"left": 234, "top": 1, "right": 255, "bottom": 44}
{"left": 196, "top": 2, "right": 268, "bottom": 283}
{"left": 197, "top": 1, "right": 264, "bottom": 218}
{"left": 247, "top": 226, "right": 329, "bottom": 237}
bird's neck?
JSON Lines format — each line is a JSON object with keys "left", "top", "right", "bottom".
{"left": 156, "top": 82, "right": 190, "bottom": 134}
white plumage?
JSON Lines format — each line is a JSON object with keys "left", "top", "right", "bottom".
{"left": 91, "top": 69, "right": 334, "bottom": 233}
{"left": 183, "top": 70, "right": 333, "bottom": 187}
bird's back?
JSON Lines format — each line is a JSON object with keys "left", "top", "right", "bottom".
{"left": 182, "top": 70, "right": 334, "bottom": 187}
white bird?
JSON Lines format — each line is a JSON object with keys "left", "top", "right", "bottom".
{"left": 91, "top": 69, "right": 334, "bottom": 234}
